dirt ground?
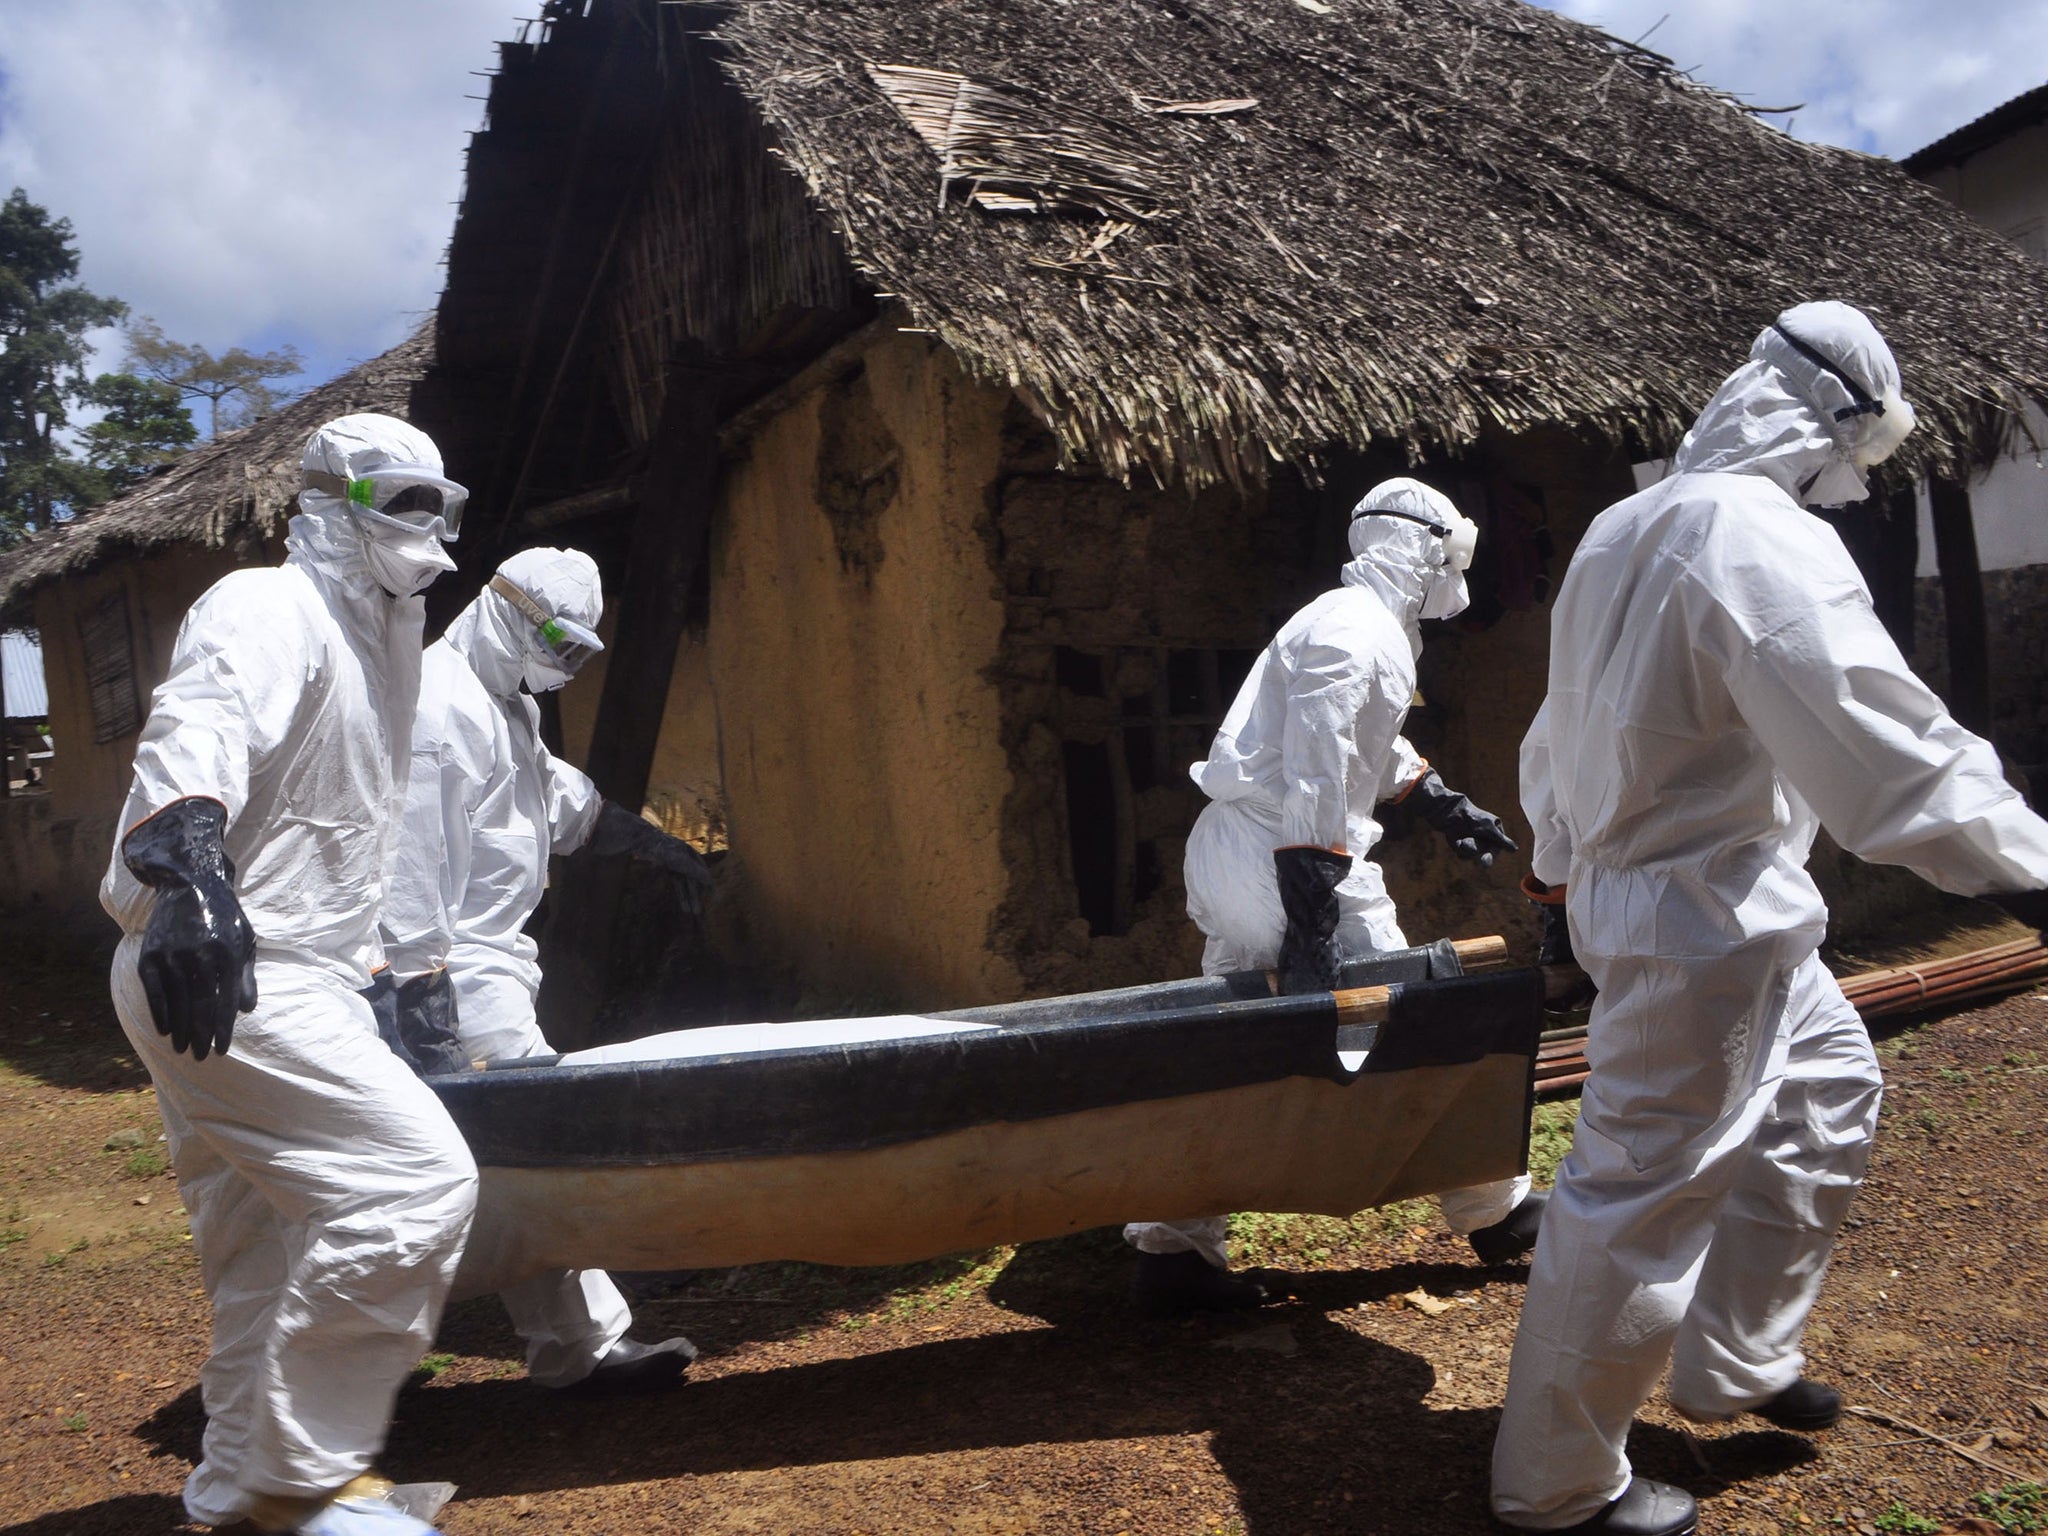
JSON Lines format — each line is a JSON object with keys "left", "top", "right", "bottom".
{"left": 5, "top": 950, "right": 2048, "bottom": 1536}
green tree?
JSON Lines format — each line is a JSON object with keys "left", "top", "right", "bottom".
{"left": 75, "top": 372, "right": 198, "bottom": 496}
{"left": 126, "top": 316, "right": 302, "bottom": 439}
{"left": 0, "top": 188, "right": 127, "bottom": 543}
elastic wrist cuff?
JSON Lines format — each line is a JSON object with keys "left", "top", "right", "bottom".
{"left": 1389, "top": 760, "right": 1432, "bottom": 804}
{"left": 1521, "top": 873, "right": 1567, "bottom": 905}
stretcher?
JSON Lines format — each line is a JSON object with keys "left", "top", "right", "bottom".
{"left": 432, "top": 937, "right": 1543, "bottom": 1297}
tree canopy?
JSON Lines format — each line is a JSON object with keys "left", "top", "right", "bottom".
{"left": 0, "top": 190, "right": 214, "bottom": 547}
{"left": 0, "top": 189, "right": 128, "bottom": 543}
{"left": 127, "top": 317, "right": 302, "bottom": 440}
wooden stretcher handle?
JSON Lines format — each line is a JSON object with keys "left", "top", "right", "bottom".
{"left": 1332, "top": 985, "right": 1393, "bottom": 1024}
{"left": 1451, "top": 935, "right": 1509, "bottom": 970}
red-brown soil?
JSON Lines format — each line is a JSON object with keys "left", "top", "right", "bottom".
{"left": 5, "top": 954, "right": 2047, "bottom": 1536}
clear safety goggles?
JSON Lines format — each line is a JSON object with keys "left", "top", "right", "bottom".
{"left": 304, "top": 466, "right": 469, "bottom": 539}
{"left": 489, "top": 574, "right": 604, "bottom": 672}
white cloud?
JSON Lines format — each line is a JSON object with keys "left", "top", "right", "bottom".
{"left": 2, "top": 0, "right": 2040, "bottom": 401}
{"left": 0, "top": 0, "right": 516, "bottom": 389}
{"left": 1530, "top": 0, "right": 2048, "bottom": 158}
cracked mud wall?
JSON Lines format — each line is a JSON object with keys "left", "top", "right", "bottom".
{"left": 709, "top": 330, "right": 1016, "bottom": 1010}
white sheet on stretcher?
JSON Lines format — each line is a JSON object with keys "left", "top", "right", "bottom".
{"left": 558, "top": 1015, "right": 996, "bottom": 1067}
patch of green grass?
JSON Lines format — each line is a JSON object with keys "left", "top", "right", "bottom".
{"left": 1528, "top": 1101, "right": 1578, "bottom": 1185}
{"left": 1914, "top": 1108, "right": 1944, "bottom": 1137}
{"left": 123, "top": 1148, "right": 169, "bottom": 1179}
{"left": 42, "top": 1237, "right": 89, "bottom": 1268}
{"left": 1938, "top": 1066, "right": 1971, "bottom": 1084}
{"left": 60, "top": 1410, "right": 88, "bottom": 1433}
{"left": 414, "top": 1352, "right": 456, "bottom": 1379}
{"left": 0, "top": 1229, "right": 25, "bottom": 1250}
{"left": 1873, "top": 1502, "right": 1940, "bottom": 1536}
{"left": 1975, "top": 1483, "right": 2048, "bottom": 1536}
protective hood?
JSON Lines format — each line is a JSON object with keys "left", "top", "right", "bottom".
{"left": 1341, "top": 478, "right": 1474, "bottom": 654}
{"left": 444, "top": 546, "right": 605, "bottom": 699}
{"left": 1674, "top": 300, "right": 1915, "bottom": 507}
{"left": 300, "top": 413, "right": 461, "bottom": 596}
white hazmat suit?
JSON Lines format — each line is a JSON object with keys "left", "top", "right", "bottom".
{"left": 1494, "top": 303, "right": 2048, "bottom": 1528}
{"left": 381, "top": 549, "right": 637, "bottom": 1386}
{"left": 102, "top": 415, "right": 475, "bottom": 1532}
{"left": 1126, "top": 480, "right": 1530, "bottom": 1271}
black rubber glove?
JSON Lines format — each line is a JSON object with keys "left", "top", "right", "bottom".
{"left": 1274, "top": 845, "right": 1350, "bottom": 995}
{"left": 585, "top": 801, "right": 714, "bottom": 913}
{"left": 1526, "top": 874, "right": 1597, "bottom": 1012}
{"left": 395, "top": 969, "right": 473, "bottom": 1076}
{"left": 364, "top": 968, "right": 471, "bottom": 1076}
{"left": 1404, "top": 769, "right": 1519, "bottom": 869}
{"left": 122, "top": 797, "right": 257, "bottom": 1061}
{"left": 1988, "top": 889, "right": 2048, "bottom": 937}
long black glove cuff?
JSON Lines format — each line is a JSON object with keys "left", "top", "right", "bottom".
{"left": 397, "top": 969, "right": 473, "bottom": 1077}
{"left": 122, "top": 796, "right": 258, "bottom": 1060}
{"left": 1538, "top": 902, "right": 1576, "bottom": 969}
{"left": 1274, "top": 845, "right": 1350, "bottom": 995}
{"left": 1404, "top": 768, "right": 1518, "bottom": 868}
{"left": 1988, "top": 888, "right": 2048, "bottom": 936}
{"left": 586, "top": 800, "right": 714, "bottom": 912}
{"left": 122, "top": 795, "right": 235, "bottom": 890}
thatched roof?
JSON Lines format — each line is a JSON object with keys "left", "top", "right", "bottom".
{"left": 0, "top": 326, "right": 432, "bottom": 625}
{"left": 698, "top": 0, "right": 2048, "bottom": 489}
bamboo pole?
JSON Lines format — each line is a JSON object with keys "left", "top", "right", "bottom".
{"left": 1534, "top": 935, "right": 2048, "bottom": 1098}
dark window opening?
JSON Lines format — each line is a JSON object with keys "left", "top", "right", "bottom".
{"left": 1062, "top": 739, "right": 1119, "bottom": 937}
{"left": 1055, "top": 646, "right": 1105, "bottom": 697}
{"left": 1054, "top": 642, "right": 1250, "bottom": 940}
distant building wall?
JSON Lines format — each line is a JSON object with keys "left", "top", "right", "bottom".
{"left": 1910, "top": 118, "right": 2048, "bottom": 781}
{"left": 0, "top": 547, "right": 251, "bottom": 929}
{"left": 1913, "top": 118, "right": 2048, "bottom": 261}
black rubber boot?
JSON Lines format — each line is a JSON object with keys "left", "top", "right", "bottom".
{"left": 1751, "top": 1377, "right": 1842, "bottom": 1431}
{"left": 1130, "top": 1250, "right": 1270, "bottom": 1317}
{"left": 1469, "top": 1190, "right": 1548, "bottom": 1266}
{"left": 567, "top": 1335, "right": 697, "bottom": 1395}
{"left": 1541, "top": 1478, "right": 1698, "bottom": 1536}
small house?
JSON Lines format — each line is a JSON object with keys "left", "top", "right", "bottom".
{"left": 427, "top": 0, "right": 2048, "bottom": 1019}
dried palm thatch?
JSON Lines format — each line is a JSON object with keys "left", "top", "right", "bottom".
{"left": 0, "top": 327, "right": 432, "bottom": 623}
{"left": 708, "top": 0, "right": 2048, "bottom": 489}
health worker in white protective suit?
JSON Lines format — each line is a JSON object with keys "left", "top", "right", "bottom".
{"left": 378, "top": 546, "right": 712, "bottom": 1391}
{"left": 1493, "top": 302, "right": 2048, "bottom": 1536}
{"left": 102, "top": 413, "right": 475, "bottom": 1536}
{"left": 1123, "top": 478, "right": 1543, "bottom": 1317}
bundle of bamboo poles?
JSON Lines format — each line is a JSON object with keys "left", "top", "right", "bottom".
{"left": 1532, "top": 933, "right": 2048, "bottom": 1099}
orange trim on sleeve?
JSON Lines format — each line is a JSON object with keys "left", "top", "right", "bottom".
{"left": 1276, "top": 844, "right": 1350, "bottom": 857}
{"left": 1521, "top": 873, "right": 1567, "bottom": 905}
{"left": 1389, "top": 759, "right": 1431, "bottom": 804}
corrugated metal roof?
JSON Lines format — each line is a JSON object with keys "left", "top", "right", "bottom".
{"left": 2, "top": 629, "right": 49, "bottom": 718}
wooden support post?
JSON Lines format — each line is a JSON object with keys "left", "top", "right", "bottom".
{"left": 537, "top": 356, "right": 723, "bottom": 1050}
{"left": 583, "top": 357, "right": 721, "bottom": 808}
{"left": 1928, "top": 474, "right": 1992, "bottom": 739}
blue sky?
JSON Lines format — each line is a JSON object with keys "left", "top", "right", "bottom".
{"left": 0, "top": 0, "right": 2043, "bottom": 425}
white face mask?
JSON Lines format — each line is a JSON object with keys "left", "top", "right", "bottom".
{"left": 356, "top": 518, "right": 457, "bottom": 597}
{"left": 1419, "top": 564, "right": 1471, "bottom": 622}
{"left": 1799, "top": 458, "right": 1872, "bottom": 508}
{"left": 522, "top": 653, "right": 577, "bottom": 694}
